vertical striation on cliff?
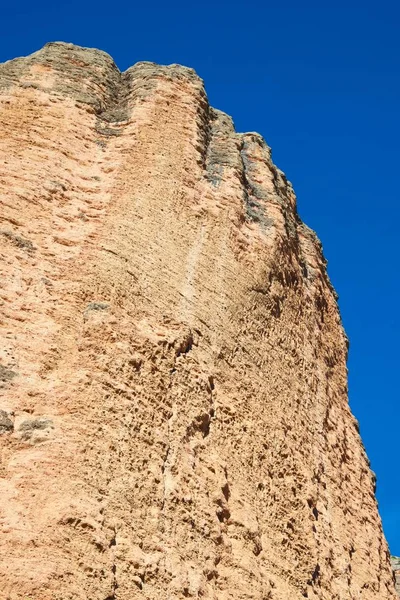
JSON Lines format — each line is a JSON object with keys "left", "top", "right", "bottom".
{"left": 0, "top": 42, "right": 396, "bottom": 599}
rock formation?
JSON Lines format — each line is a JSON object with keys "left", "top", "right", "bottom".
{"left": 392, "top": 557, "right": 400, "bottom": 596}
{"left": 0, "top": 42, "right": 396, "bottom": 599}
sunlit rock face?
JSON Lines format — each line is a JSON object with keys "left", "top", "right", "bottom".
{"left": 0, "top": 42, "right": 396, "bottom": 600}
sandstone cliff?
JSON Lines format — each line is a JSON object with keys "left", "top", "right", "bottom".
{"left": 0, "top": 42, "right": 396, "bottom": 600}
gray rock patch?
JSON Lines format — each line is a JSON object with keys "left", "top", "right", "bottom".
{"left": 0, "top": 364, "right": 17, "bottom": 382}
{"left": 18, "top": 417, "right": 54, "bottom": 442}
{"left": 0, "top": 410, "right": 14, "bottom": 434}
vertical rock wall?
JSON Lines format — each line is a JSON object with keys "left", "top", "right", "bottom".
{"left": 392, "top": 558, "right": 400, "bottom": 596}
{"left": 0, "top": 43, "right": 396, "bottom": 599}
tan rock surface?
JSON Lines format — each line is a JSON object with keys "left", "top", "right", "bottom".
{"left": 0, "top": 42, "right": 396, "bottom": 599}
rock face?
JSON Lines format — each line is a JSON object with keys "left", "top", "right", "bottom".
{"left": 392, "top": 557, "right": 400, "bottom": 596}
{"left": 0, "top": 42, "right": 396, "bottom": 600}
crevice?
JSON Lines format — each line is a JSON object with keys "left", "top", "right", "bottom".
{"left": 239, "top": 138, "right": 263, "bottom": 224}
{"left": 196, "top": 91, "right": 212, "bottom": 171}
{"left": 204, "top": 109, "right": 237, "bottom": 187}
{"left": 307, "top": 563, "right": 320, "bottom": 586}
{"left": 109, "top": 529, "right": 116, "bottom": 547}
{"left": 251, "top": 534, "right": 263, "bottom": 556}
{"left": 92, "top": 69, "right": 132, "bottom": 149}
{"left": 161, "top": 445, "right": 170, "bottom": 512}
{"left": 96, "top": 69, "right": 131, "bottom": 124}
{"left": 104, "top": 527, "right": 118, "bottom": 600}
{"left": 216, "top": 466, "right": 231, "bottom": 529}
{"left": 239, "top": 137, "right": 274, "bottom": 228}
{"left": 221, "top": 482, "right": 230, "bottom": 502}
{"left": 187, "top": 372, "right": 216, "bottom": 440}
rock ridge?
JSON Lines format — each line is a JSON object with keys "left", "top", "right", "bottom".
{"left": 0, "top": 42, "right": 396, "bottom": 599}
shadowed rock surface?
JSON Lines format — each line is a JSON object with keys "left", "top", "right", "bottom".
{"left": 392, "top": 557, "right": 400, "bottom": 596}
{"left": 0, "top": 42, "right": 396, "bottom": 600}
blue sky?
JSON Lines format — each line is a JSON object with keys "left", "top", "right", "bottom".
{"left": 1, "top": 0, "right": 399, "bottom": 553}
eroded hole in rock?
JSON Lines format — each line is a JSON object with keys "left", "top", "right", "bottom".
{"left": 286, "top": 520, "right": 295, "bottom": 532}
{"left": 200, "top": 413, "right": 211, "bottom": 438}
{"left": 63, "top": 517, "right": 95, "bottom": 530}
{"left": 187, "top": 412, "right": 212, "bottom": 439}
{"left": 175, "top": 331, "right": 193, "bottom": 357}
{"left": 216, "top": 507, "right": 231, "bottom": 523}
{"left": 309, "top": 563, "right": 320, "bottom": 585}
{"left": 216, "top": 497, "right": 230, "bottom": 523}
{"left": 221, "top": 482, "right": 230, "bottom": 501}
{"left": 253, "top": 538, "right": 263, "bottom": 556}
{"left": 128, "top": 356, "right": 142, "bottom": 371}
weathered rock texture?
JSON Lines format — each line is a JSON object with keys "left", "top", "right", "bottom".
{"left": 0, "top": 42, "right": 396, "bottom": 600}
{"left": 392, "top": 557, "right": 400, "bottom": 596}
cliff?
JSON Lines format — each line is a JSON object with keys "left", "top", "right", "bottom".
{"left": 392, "top": 557, "right": 400, "bottom": 596}
{"left": 0, "top": 42, "right": 396, "bottom": 600}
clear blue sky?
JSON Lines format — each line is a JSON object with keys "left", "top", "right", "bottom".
{"left": 1, "top": 0, "right": 399, "bottom": 553}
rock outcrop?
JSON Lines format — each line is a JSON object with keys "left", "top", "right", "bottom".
{"left": 0, "top": 42, "right": 396, "bottom": 599}
{"left": 392, "top": 557, "right": 400, "bottom": 596}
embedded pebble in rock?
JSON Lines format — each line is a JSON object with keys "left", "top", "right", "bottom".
{"left": 0, "top": 42, "right": 396, "bottom": 600}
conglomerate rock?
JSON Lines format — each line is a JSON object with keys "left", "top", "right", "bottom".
{"left": 0, "top": 42, "right": 396, "bottom": 600}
